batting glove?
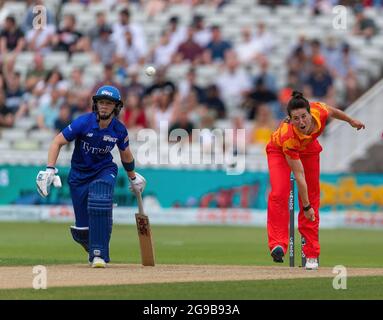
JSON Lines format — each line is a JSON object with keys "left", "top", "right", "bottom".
{"left": 129, "top": 172, "right": 146, "bottom": 194}
{"left": 36, "top": 167, "right": 62, "bottom": 197}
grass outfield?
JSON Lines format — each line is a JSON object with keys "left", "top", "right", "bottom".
{"left": 0, "top": 222, "right": 382, "bottom": 299}
{"left": 2, "top": 277, "right": 383, "bottom": 300}
{"left": 0, "top": 222, "right": 382, "bottom": 267}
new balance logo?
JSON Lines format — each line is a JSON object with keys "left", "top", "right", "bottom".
{"left": 86, "top": 133, "right": 94, "bottom": 137}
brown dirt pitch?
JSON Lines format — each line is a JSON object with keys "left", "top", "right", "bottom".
{"left": 1, "top": 264, "right": 383, "bottom": 289}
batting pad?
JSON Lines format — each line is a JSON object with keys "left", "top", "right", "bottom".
{"left": 70, "top": 226, "right": 89, "bottom": 253}
{"left": 88, "top": 180, "right": 114, "bottom": 263}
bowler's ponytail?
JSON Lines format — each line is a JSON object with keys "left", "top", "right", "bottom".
{"left": 287, "top": 91, "right": 310, "bottom": 116}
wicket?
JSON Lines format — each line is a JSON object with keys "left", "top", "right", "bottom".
{"left": 289, "top": 176, "right": 306, "bottom": 268}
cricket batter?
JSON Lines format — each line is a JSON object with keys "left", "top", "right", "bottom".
{"left": 36, "top": 85, "right": 146, "bottom": 268}
{"left": 266, "top": 91, "right": 365, "bottom": 269}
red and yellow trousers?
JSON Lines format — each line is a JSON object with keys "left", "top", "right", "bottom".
{"left": 266, "top": 141, "right": 322, "bottom": 259}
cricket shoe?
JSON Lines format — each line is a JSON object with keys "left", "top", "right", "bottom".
{"left": 305, "top": 258, "right": 319, "bottom": 270}
{"left": 92, "top": 257, "right": 106, "bottom": 268}
{"left": 270, "top": 245, "right": 284, "bottom": 263}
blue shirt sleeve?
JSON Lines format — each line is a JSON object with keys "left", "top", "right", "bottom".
{"left": 117, "top": 127, "right": 129, "bottom": 151}
{"left": 61, "top": 116, "right": 84, "bottom": 142}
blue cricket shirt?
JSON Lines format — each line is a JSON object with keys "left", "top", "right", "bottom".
{"left": 62, "top": 112, "right": 129, "bottom": 173}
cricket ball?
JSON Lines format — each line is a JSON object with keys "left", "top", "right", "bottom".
{"left": 145, "top": 66, "right": 156, "bottom": 77}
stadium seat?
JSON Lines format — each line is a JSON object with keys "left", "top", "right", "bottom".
{"left": 28, "top": 130, "right": 55, "bottom": 144}
{"left": 193, "top": 4, "right": 216, "bottom": 18}
{"left": 14, "top": 117, "right": 35, "bottom": 130}
{"left": 1, "top": 1, "right": 27, "bottom": 22}
{"left": 275, "top": 6, "right": 299, "bottom": 18}
{"left": 167, "top": 63, "right": 190, "bottom": 81}
{"left": 61, "top": 2, "right": 86, "bottom": 17}
{"left": 1, "top": 129, "right": 26, "bottom": 142}
{"left": 44, "top": 0, "right": 60, "bottom": 14}
{"left": 221, "top": 5, "right": 244, "bottom": 18}
{"left": 76, "top": 12, "right": 96, "bottom": 33}
{"left": 44, "top": 52, "right": 69, "bottom": 69}
{"left": 70, "top": 53, "right": 94, "bottom": 68}
{"left": 0, "top": 140, "right": 10, "bottom": 150}
{"left": 15, "top": 52, "right": 35, "bottom": 67}
{"left": 166, "top": 4, "right": 190, "bottom": 18}
{"left": 248, "top": 5, "right": 271, "bottom": 18}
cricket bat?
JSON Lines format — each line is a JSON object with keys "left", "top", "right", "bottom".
{"left": 135, "top": 191, "right": 155, "bottom": 266}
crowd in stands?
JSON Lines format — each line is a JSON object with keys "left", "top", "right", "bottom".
{"left": 0, "top": 0, "right": 381, "bottom": 148}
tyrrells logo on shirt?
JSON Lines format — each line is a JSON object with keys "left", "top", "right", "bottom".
{"left": 103, "top": 135, "right": 117, "bottom": 143}
{"left": 81, "top": 140, "right": 113, "bottom": 155}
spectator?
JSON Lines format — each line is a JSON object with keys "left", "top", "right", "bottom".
{"left": 68, "top": 68, "right": 92, "bottom": 103}
{"left": 333, "top": 43, "right": 360, "bottom": 106}
{"left": 252, "top": 22, "right": 274, "bottom": 55}
{"left": 145, "top": 0, "right": 169, "bottom": 18}
{"left": 150, "top": 29, "right": 177, "bottom": 68}
{"left": 323, "top": 36, "right": 340, "bottom": 73}
{"left": 304, "top": 55, "right": 335, "bottom": 105}
{"left": 287, "top": 46, "right": 310, "bottom": 90}
{"left": 178, "top": 67, "right": 205, "bottom": 103}
{"left": 0, "top": 16, "right": 25, "bottom": 57}
{"left": 311, "top": 0, "right": 334, "bottom": 16}
{"left": 91, "top": 25, "right": 116, "bottom": 65}
{"left": 167, "top": 16, "right": 187, "bottom": 51}
{"left": 249, "top": 103, "right": 277, "bottom": 145}
{"left": 307, "top": 39, "right": 324, "bottom": 65}
{"left": 253, "top": 57, "right": 278, "bottom": 94}
{"left": 204, "top": 84, "right": 226, "bottom": 119}
{"left": 235, "top": 26, "right": 262, "bottom": 66}
{"left": 5, "top": 72, "right": 28, "bottom": 118}
{"left": 122, "top": 93, "right": 147, "bottom": 130}
{"left": 25, "top": 53, "right": 48, "bottom": 92}
{"left": 289, "top": 33, "right": 310, "bottom": 57}
{"left": 215, "top": 51, "right": 252, "bottom": 115}
{"left": 36, "top": 88, "right": 65, "bottom": 130}
{"left": 173, "top": 26, "right": 204, "bottom": 64}
{"left": 54, "top": 104, "right": 73, "bottom": 133}
{"left": 125, "top": 65, "right": 145, "bottom": 98}
{"left": 182, "top": 90, "right": 206, "bottom": 125}
{"left": 34, "top": 69, "right": 69, "bottom": 107}
{"left": 191, "top": 15, "right": 211, "bottom": 48}
{"left": 116, "top": 30, "right": 146, "bottom": 67}
{"left": 353, "top": 6, "right": 379, "bottom": 39}
{"left": 0, "top": 91, "right": 14, "bottom": 127}
{"left": 111, "top": 8, "right": 147, "bottom": 58}
{"left": 203, "top": 25, "right": 232, "bottom": 63}
{"left": 147, "top": 85, "right": 178, "bottom": 131}
{"left": 88, "top": 12, "right": 111, "bottom": 41}
{"left": 144, "top": 67, "right": 176, "bottom": 97}
{"left": 169, "top": 109, "right": 195, "bottom": 141}
{"left": 25, "top": 23, "right": 55, "bottom": 54}
{"left": 52, "top": 14, "right": 89, "bottom": 54}
{"left": 247, "top": 77, "right": 279, "bottom": 119}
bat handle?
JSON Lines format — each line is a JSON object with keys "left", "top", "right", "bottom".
{"left": 135, "top": 191, "right": 145, "bottom": 215}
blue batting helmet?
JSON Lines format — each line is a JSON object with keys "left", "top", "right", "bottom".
{"left": 92, "top": 85, "right": 123, "bottom": 117}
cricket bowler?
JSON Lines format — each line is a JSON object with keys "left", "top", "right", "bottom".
{"left": 266, "top": 91, "right": 365, "bottom": 270}
{"left": 36, "top": 85, "right": 146, "bottom": 268}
